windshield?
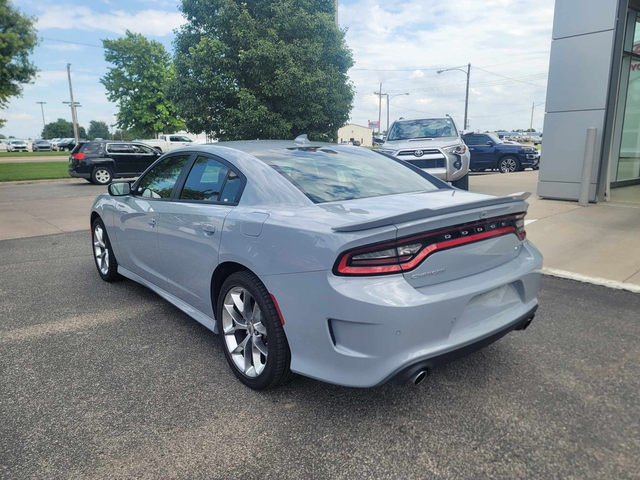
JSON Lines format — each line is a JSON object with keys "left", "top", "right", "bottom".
{"left": 387, "top": 118, "right": 458, "bottom": 141}
{"left": 256, "top": 147, "right": 440, "bottom": 204}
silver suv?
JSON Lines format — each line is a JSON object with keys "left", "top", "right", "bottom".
{"left": 379, "top": 117, "right": 470, "bottom": 190}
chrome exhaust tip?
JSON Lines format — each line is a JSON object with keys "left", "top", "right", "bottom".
{"left": 410, "top": 370, "right": 428, "bottom": 386}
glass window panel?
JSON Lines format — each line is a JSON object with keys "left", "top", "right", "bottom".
{"left": 136, "top": 155, "right": 190, "bottom": 199}
{"left": 180, "top": 156, "right": 229, "bottom": 201}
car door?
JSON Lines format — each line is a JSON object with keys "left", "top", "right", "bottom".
{"left": 107, "top": 143, "right": 138, "bottom": 175}
{"left": 131, "top": 143, "right": 160, "bottom": 173}
{"left": 464, "top": 134, "right": 494, "bottom": 169}
{"left": 113, "top": 154, "right": 192, "bottom": 288}
{"left": 157, "top": 154, "right": 244, "bottom": 317}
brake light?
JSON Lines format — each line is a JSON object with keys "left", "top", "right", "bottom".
{"left": 72, "top": 153, "right": 85, "bottom": 161}
{"left": 334, "top": 214, "right": 526, "bottom": 276}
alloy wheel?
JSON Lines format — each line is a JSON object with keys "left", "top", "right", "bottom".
{"left": 222, "top": 287, "right": 268, "bottom": 377}
{"left": 93, "top": 225, "right": 109, "bottom": 275}
{"left": 500, "top": 158, "right": 517, "bottom": 173}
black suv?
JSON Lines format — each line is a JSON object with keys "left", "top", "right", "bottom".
{"left": 68, "top": 141, "right": 161, "bottom": 185}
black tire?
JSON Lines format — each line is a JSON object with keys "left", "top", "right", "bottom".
{"left": 451, "top": 173, "right": 469, "bottom": 190}
{"left": 217, "top": 270, "right": 293, "bottom": 390}
{"left": 91, "top": 166, "right": 113, "bottom": 185}
{"left": 91, "top": 218, "right": 121, "bottom": 282}
{"left": 498, "top": 156, "right": 520, "bottom": 173}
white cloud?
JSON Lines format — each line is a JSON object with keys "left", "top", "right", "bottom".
{"left": 342, "top": 0, "right": 554, "bottom": 132}
{"left": 36, "top": 5, "right": 184, "bottom": 36}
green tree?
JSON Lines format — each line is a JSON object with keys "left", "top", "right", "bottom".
{"left": 0, "top": 0, "right": 39, "bottom": 129}
{"left": 87, "top": 120, "right": 110, "bottom": 140}
{"left": 42, "top": 118, "right": 86, "bottom": 139}
{"left": 111, "top": 129, "right": 138, "bottom": 141}
{"left": 172, "top": 0, "right": 354, "bottom": 141}
{"left": 101, "top": 31, "right": 184, "bottom": 138}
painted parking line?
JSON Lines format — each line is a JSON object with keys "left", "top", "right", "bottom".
{"left": 525, "top": 219, "right": 538, "bottom": 226}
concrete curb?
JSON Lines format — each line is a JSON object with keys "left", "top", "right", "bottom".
{"left": 542, "top": 267, "right": 640, "bottom": 294}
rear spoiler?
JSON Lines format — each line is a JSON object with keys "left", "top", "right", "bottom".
{"left": 332, "top": 192, "right": 531, "bottom": 233}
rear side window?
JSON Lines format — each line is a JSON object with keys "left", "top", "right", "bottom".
{"left": 135, "top": 154, "right": 191, "bottom": 199}
{"left": 256, "top": 147, "right": 439, "bottom": 204}
{"left": 180, "top": 156, "right": 230, "bottom": 202}
{"left": 107, "top": 143, "right": 133, "bottom": 154}
{"left": 80, "top": 142, "right": 102, "bottom": 154}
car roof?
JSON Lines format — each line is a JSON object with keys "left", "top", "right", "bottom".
{"left": 205, "top": 139, "right": 334, "bottom": 155}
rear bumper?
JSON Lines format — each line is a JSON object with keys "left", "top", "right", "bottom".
{"left": 68, "top": 164, "right": 90, "bottom": 179}
{"left": 383, "top": 304, "right": 537, "bottom": 385}
{"left": 262, "top": 240, "right": 543, "bottom": 387}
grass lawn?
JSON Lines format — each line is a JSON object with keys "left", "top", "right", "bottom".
{"left": 0, "top": 151, "right": 67, "bottom": 157}
{"left": 0, "top": 162, "right": 70, "bottom": 182}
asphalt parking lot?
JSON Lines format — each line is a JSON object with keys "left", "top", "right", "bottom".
{"left": 1, "top": 231, "right": 639, "bottom": 478}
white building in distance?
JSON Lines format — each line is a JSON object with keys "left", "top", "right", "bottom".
{"left": 337, "top": 123, "right": 373, "bottom": 147}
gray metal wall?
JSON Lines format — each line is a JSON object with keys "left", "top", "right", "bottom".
{"left": 538, "top": 0, "right": 620, "bottom": 201}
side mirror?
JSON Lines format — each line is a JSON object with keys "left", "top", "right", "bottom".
{"left": 486, "top": 141, "right": 494, "bottom": 146}
{"left": 108, "top": 182, "right": 131, "bottom": 196}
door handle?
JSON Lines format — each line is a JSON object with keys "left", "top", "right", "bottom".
{"left": 202, "top": 223, "right": 216, "bottom": 235}
{"left": 148, "top": 218, "right": 156, "bottom": 228}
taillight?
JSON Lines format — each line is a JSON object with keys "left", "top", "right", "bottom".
{"left": 72, "top": 153, "right": 85, "bottom": 161}
{"left": 334, "top": 214, "right": 526, "bottom": 276}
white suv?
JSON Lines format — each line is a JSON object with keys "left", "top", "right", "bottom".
{"left": 379, "top": 117, "right": 470, "bottom": 190}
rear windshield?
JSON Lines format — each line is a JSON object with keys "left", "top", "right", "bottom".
{"left": 255, "top": 147, "right": 440, "bottom": 204}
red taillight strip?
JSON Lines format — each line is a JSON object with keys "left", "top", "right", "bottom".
{"left": 334, "top": 214, "right": 525, "bottom": 276}
{"left": 398, "top": 226, "right": 515, "bottom": 271}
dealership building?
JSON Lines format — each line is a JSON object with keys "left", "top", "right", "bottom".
{"left": 539, "top": 0, "right": 640, "bottom": 201}
{"left": 337, "top": 123, "right": 373, "bottom": 147}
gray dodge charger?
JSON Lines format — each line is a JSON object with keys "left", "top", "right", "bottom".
{"left": 90, "top": 136, "right": 542, "bottom": 389}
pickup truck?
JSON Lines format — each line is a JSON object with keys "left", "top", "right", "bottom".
{"left": 138, "top": 134, "right": 198, "bottom": 153}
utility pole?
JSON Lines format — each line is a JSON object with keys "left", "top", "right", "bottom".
{"left": 374, "top": 84, "right": 385, "bottom": 135}
{"left": 464, "top": 63, "right": 470, "bottom": 131}
{"left": 529, "top": 102, "right": 535, "bottom": 142}
{"left": 66, "top": 63, "right": 79, "bottom": 143}
{"left": 334, "top": 0, "right": 339, "bottom": 26}
{"left": 36, "top": 102, "right": 47, "bottom": 139}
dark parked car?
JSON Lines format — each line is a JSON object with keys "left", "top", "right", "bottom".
{"left": 57, "top": 138, "right": 87, "bottom": 152}
{"left": 32, "top": 140, "right": 52, "bottom": 151}
{"left": 462, "top": 133, "right": 539, "bottom": 173}
{"left": 68, "top": 141, "right": 161, "bottom": 185}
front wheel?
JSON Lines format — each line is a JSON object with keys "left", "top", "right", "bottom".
{"left": 451, "top": 173, "right": 469, "bottom": 190}
{"left": 217, "top": 271, "right": 293, "bottom": 390}
{"left": 92, "top": 218, "right": 121, "bottom": 282}
{"left": 498, "top": 156, "right": 520, "bottom": 173}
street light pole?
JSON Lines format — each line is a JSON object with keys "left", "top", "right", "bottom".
{"left": 36, "top": 102, "right": 47, "bottom": 139}
{"left": 437, "top": 63, "right": 471, "bottom": 131}
{"left": 386, "top": 93, "right": 409, "bottom": 134}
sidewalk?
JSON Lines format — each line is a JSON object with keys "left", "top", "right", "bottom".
{"left": 471, "top": 171, "right": 640, "bottom": 288}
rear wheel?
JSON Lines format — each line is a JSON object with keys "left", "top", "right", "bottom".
{"left": 451, "top": 173, "right": 469, "bottom": 190}
{"left": 92, "top": 218, "right": 121, "bottom": 282}
{"left": 217, "top": 271, "right": 293, "bottom": 390}
{"left": 91, "top": 167, "right": 113, "bottom": 185}
{"left": 498, "top": 156, "right": 520, "bottom": 173}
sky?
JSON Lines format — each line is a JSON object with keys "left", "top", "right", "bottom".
{"left": 3, "top": 0, "right": 554, "bottom": 139}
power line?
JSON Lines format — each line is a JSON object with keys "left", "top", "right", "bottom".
{"left": 41, "top": 37, "right": 104, "bottom": 49}
{"left": 473, "top": 66, "right": 546, "bottom": 88}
